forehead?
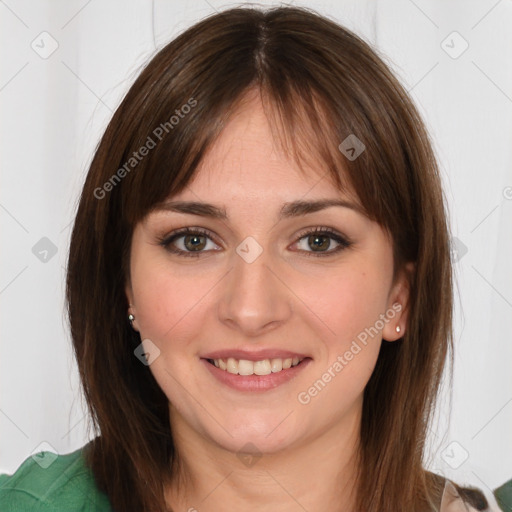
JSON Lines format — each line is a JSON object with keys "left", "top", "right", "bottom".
{"left": 175, "top": 90, "right": 359, "bottom": 206}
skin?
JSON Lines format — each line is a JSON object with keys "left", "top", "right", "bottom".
{"left": 125, "top": 89, "right": 412, "bottom": 511}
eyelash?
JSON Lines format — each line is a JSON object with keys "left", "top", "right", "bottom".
{"left": 156, "top": 226, "right": 352, "bottom": 258}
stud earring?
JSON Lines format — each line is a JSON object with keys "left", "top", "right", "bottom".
{"left": 396, "top": 325, "right": 401, "bottom": 333}
{"left": 128, "top": 313, "right": 135, "bottom": 324}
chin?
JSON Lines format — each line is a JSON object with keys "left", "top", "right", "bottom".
{"left": 217, "top": 433, "right": 292, "bottom": 459}
{"left": 209, "top": 415, "right": 299, "bottom": 456}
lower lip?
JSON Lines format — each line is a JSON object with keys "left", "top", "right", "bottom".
{"left": 201, "top": 358, "right": 312, "bottom": 392}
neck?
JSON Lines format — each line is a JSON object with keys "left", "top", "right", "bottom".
{"left": 164, "top": 406, "right": 362, "bottom": 512}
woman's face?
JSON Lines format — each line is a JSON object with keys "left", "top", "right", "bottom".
{"left": 126, "top": 91, "right": 410, "bottom": 456}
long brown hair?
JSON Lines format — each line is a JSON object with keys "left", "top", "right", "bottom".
{"left": 66, "top": 6, "right": 453, "bottom": 511}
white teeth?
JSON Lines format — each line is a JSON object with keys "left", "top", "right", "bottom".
{"left": 210, "top": 356, "right": 304, "bottom": 375}
{"left": 227, "top": 357, "right": 238, "bottom": 374}
{"left": 253, "top": 360, "right": 271, "bottom": 375}
{"left": 238, "top": 359, "right": 254, "bottom": 376}
{"left": 270, "top": 358, "right": 282, "bottom": 373}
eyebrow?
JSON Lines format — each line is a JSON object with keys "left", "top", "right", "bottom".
{"left": 153, "top": 198, "right": 365, "bottom": 220}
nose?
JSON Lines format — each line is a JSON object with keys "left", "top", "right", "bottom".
{"left": 216, "top": 243, "right": 292, "bottom": 338}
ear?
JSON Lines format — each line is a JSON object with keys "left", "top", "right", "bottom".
{"left": 382, "top": 262, "right": 414, "bottom": 342}
{"left": 125, "top": 281, "right": 140, "bottom": 332}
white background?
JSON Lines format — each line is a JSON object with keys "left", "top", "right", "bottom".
{"left": 1, "top": 0, "right": 511, "bottom": 506}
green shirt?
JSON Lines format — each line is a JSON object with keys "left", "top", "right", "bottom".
{"left": 495, "top": 478, "right": 512, "bottom": 512}
{"left": 1, "top": 443, "right": 510, "bottom": 512}
{"left": 0, "top": 443, "right": 112, "bottom": 511}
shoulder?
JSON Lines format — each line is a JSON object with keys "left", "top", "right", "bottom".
{"left": 0, "top": 443, "right": 112, "bottom": 512}
{"left": 494, "top": 478, "right": 512, "bottom": 512}
{"left": 426, "top": 470, "right": 501, "bottom": 512}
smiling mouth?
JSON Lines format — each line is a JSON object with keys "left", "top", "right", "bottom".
{"left": 206, "top": 356, "right": 308, "bottom": 376}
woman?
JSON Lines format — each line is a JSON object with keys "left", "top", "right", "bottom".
{"left": 0, "top": 6, "right": 499, "bottom": 512}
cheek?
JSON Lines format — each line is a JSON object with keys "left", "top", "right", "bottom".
{"left": 305, "top": 263, "right": 390, "bottom": 349}
{"left": 296, "top": 274, "right": 385, "bottom": 415}
{"left": 130, "top": 254, "right": 218, "bottom": 346}
{"left": 297, "top": 262, "right": 390, "bottom": 399}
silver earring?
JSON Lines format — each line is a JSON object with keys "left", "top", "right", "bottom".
{"left": 128, "top": 313, "right": 135, "bottom": 324}
{"left": 396, "top": 325, "right": 401, "bottom": 333}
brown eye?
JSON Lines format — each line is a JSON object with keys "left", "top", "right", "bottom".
{"left": 159, "top": 226, "right": 351, "bottom": 259}
{"left": 307, "top": 234, "right": 331, "bottom": 252}
{"left": 294, "top": 227, "right": 352, "bottom": 257}
{"left": 183, "top": 234, "right": 207, "bottom": 251}
{"left": 159, "top": 228, "right": 220, "bottom": 257}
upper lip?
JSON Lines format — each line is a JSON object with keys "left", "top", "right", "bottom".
{"left": 201, "top": 349, "right": 310, "bottom": 361}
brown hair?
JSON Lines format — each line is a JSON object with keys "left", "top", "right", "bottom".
{"left": 66, "top": 6, "right": 453, "bottom": 511}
